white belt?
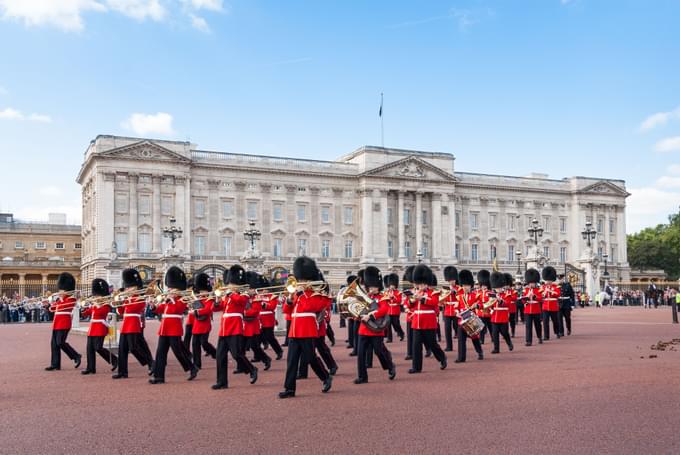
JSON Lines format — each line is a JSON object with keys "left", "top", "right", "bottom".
{"left": 260, "top": 311, "right": 273, "bottom": 315}
{"left": 124, "top": 313, "right": 142, "bottom": 318}
{"left": 222, "top": 313, "right": 244, "bottom": 319}
{"left": 90, "top": 319, "right": 106, "bottom": 323}
{"left": 163, "top": 314, "right": 183, "bottom": 319}
{"left": 388, "top": 303, "right": 400, "bottom": 307}
{"left": 413, "top": 310, "right": 435, "bottom": 314}
{"left": 493, "top": 308, "right": 509, "bottom": 311}
{"left": 292, "top": 312, "right": 317, "bottom": 318}
{"left": 444, "top": 302, "right": 457, "bottom": 306}
{"left": 55, "top": 312, "right": 72, "bottom": 316}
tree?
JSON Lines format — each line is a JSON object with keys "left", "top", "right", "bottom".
{"left": 627, "top": 208, "right": 680, "bottom": 279}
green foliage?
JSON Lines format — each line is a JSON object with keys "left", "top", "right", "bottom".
{"left": 627, "top": 209, "right": 680, "bottom": 279}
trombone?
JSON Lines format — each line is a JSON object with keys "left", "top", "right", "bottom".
{"left": 78, "top": 295, "right": 111, "bottom": 309}
{"left": 110, "top": 283, "right": 160, "bottom": 308}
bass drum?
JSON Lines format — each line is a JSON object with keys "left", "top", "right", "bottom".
{"left": 459, "top": 309, "right": 485, "bottom": 337}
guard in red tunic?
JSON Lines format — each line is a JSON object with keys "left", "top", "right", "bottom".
{"left": 45, "top": 272, "right": 82, "bottom": 371}
{"left": 354, "top": 266, "right": 395, "bottom": 384}
{"left": 211, "top": 265, "right": 258, "bottom": 390}
{"left": 409, "top": 264, "right": 447, "bottom": 374}
{"left": 489, "top": 272, "right": 513, "bottom": 354}
{"left": 523, "top": 268, "right": 543, "bottom": 346}
{"left": 149, "top": 266, "right": 198, "bottom": 384}
{"left": 188, "top": 272, "right": 217, "bottom": 370}
{"left": 540, "top": 266, "right": 562, "bottom": 340}
{"left": 442, "top": 266, "right": 461, "bottom": 352}
{"left": 476, "top": 270, "right": 493, "bottom": 344}
{"left": 383, "top": 273, "right": 404, "bottom": 343}
{"left": 299, "top": 272, "right": 338, "bottom": 377}
{"left": 81, "top": 278, "right": 117, "bottom": 374}
{"left": 243, "top": 272, "right": 272, "bottom": 370}
{"left": 279, "top": 257, "right": 332, "bottom": 398}
{"left": 282, "top": 284, "right": 293, "bottom": 348}
{"left": 402, "top": 266, "right": 416, "bottom": 361}
{"left": 454, "top": 270, "right": 484, "bottom": 363}
{"left": 503, "top": 273, "right": 518, "bottom": 337}
{"left": 259, "top": 292, "right": 283, "bottom": 360}
{"left": 113, "top": 269, "right": 153, "bottom": 379}
{"left": 183, "top": 305, "right": 194, "bottom": 351}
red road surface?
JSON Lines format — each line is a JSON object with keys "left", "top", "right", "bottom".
{"left": 1, "top": 307, "right": 679, "bottom": 454}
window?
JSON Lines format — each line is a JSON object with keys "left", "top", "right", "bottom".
{"left": 223, "top": 200, "right": 234, "bottom": 218}
{"left": 422, "top": 241, "right": 429, "bottom": 258}
{"left": 489, "top": 213, "right": 497, "bottom": 230}
{"left": 455, "top": 211, "right": 461, "bottom": 229}
{"left": 542, "top": 216, "right": 550, "bottom": 232}
{"left": 161, "top": 196, "right": 173, "bottom": 216}
{"left": 344, "top": 207, "right": 353, "bottom": 225}
{"left": 507, "top": 244, "right": 515, "bottom": 260}
{"left": 454, "top": 243, "right": 460, "bottom": 259}
{"left": 609, "top": 218, "right": 616, "bottom": 234}
{"left": 35, "top": 241, "right": 46, "bottom": 249}
{"left": 422, "top": 210, "right": 428, "bottom": 225}
{"left": 404, "top": 208, "right": 411, "bottom": 226}
{"left": 586, "top": 215, "right": 593, "bottom": 225}
{"left": 560, "top": 217, "right": 567, "bottom": 233}
{"left": 470, "top": 213, "right": 479, "bottom": 230}
{"left": 194, "top": 236, "right": 205, "bottom": 255}
{"left": 560, "top": 247, "right": 567, "bottom": 263}
{"left": 115, "top": 193, "right": 128, "bottom": 214}
{"left": 610, "top": 246, "right": 617, "bottom": 263}
{"left": 404, "top": 241, "right": 412, "bottom": 258}
{"left": 387, "top": 240, "right": 394, "bottom": 258}
{"left": 15, "top": 241, "right": 24, "bottom": 249}
{"left": 297, "top": 204, "right": 307, "bottom": 222}
{"left": 247, "top": 201, "right": 258, "bottom": 220}
{"left": 137, "top": 234, "right": 151, "bottom": 253}
{"left": 273, "top": 239, "right": 282, "bottom": 258}
{"left": 74, "top": 243, "right": 82, "bottom": 249}
{"left": 387, "top": 208, "right": 393, "bottom": 225}
{"left": 195, "top": 199, "right": 206, "bottom": 218}
{"left": 321, "top": 206, "right": 330, "bottom": 224}
{"left": 321, "top": 240, "right": 330, "bottom": 258}
{"left": 115, "top": 233, "right": 128, "bottom": 253}
{"left": 344, "top": 240, "right": 353, "bottom": 258}
{"left": 490, "top": 245, "right": 497, "bottom": 260}
{"left": 272, "top": 203, "right": 283, "bottom": 222}
{"left": 162, "top": 236, "right": 171, "bottom": 253}
{"left": 507, "top": 214, "right": 516, "bottom": 231}
{"left": 597, "top": 247, "right": 603, "bottom": 258}
{"left": 597, "top": 218, "right": 604, "bottom": 234}
{"left": 543, "top": 246, "right": 550, "bottom": 258}
{"left": 55, "top": 242, "right": 65, "bottom": 250}
{"left": 471, "top": 244, "right": 478, "bottom": 261}
{"left": 297, "top": 238, "right": 307, "bottom": 255}
{"left": 223, "top": 237, "right": 232, "bottom": 256}
{"left": 139, "top": 195, "right": 151, "bottom": 215}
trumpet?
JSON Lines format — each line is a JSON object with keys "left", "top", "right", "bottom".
{"left": 213, "top": 284, "right": 250, "bottom": 299}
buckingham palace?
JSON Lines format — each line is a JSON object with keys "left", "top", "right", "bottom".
{"left": 76, "top": 135, "right": 630, "bottom": 287}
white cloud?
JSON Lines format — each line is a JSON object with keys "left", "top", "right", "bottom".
{"left": 655, "top": 176, "right": 680, "bottom": 189}
{"left": 0, "top": 107, "right": 52, "bottom": 122}
{"left": 626, "top": 187, "right": 680, "bottom": 233}
{"left": 667, "top": 164, "right": 680, "bottom": 175}
{"left": 189, "top": 13, "right": 209, "bottom": 32}
{"left": 122, "top": 112, "right": 175, "bottom": 136}
{"left": 106, "top": 0, "right": 165, "bottom": 21}
{"left": 183, "top": 0, "right": 223, "bottom": 12}
{"left": 639, "top": 106, "right": 680, "bottom": 132}
{"left": 38, "top": 185, "right": 64, "bottom": 197}
{"left": 0, "top": 0, "right": 106, "bottom": 31}
{"left": 655, "top": 136, "right": 680, "bottom": 153}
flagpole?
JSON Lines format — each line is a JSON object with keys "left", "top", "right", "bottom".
{"left": 380, "top": 92, "right": 384, "bottom": 148}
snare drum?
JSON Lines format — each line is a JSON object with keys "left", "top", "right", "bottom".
{"left": 459, "top": 309, "right": 485, "bottom": 337}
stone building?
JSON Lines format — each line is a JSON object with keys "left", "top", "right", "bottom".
{"left": 77, "top": 135, "right": 630, "bottom": 288}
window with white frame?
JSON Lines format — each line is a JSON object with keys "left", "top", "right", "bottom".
{"left": 55, "top": 242, "right": 65, "bottom": 250}
{"left": 35, "top": 241, "right": 46, "bottom": 249}
{"left": 223, "top": 237, "right": 232, "bottom": 256}
{"left": 455, "top": 211, "right": 461, "bottom": 229}
{"left": 471, "top": 243, "right": 479, "bottom": 261}
{"left": 115, "top": 193, "right": 128, "bottom": 214}
{"left": 404, "top": 241, "right": 412, "bottom": 258}
{"left": 507, "top": 244, "right": 515, "bottom": 260}
{"left": 489, "top": 245, "right": 496, "bottom": 260}
{"left": 387, "top": 239, "right": 394, "bottom": 258}
{"left": 247, "top": 201, "right": 258, "bottom": 220}
{"left": 297, "top": 238, "right": 307, "bottom": 255}
{"left": 610, "top": 245, "right": 617, "bottom": 262}
{"left": 272, "top": 203, "right": 283, "bottom": 222}
{"left": 560, "top": 217, "right": 567, "bottom": 233}
{"left": 195, "top": 199, "right": 206, "bottom": 218}
{"left": 586, "top": 215, "right": 593, "bottom": 225}
{"left": 321, "top": 240, "right": 330, "bottom": 258}
{"left": 597, "top": 217, "right": 604, "bottom": 233}
{"left": 543, "top": 246, "right": 550, "bottom": 258}
{"left": 273, "top": 239, "right": 282, "bottom": 258}
{"left": 74, "top": 243, "right": 82, "bottom": 249}
{"left": 422, "top": 241, "right": 429, "bottom": 257}
{"left": 194, "top": 236, "right": 205, "bottom": 255}
{"left": 344, "top": 207, "right": 353, "bottom": 225}
{"left": 344, "top": 240, "right": 353, "bottom": 258}
{"left": 489, "top": 213, "right": 497, "bottom": 230}
{"left": 321, "top": 206, "right": 330, "bottom": 224}
{"left": 507, "top": 214, "right": 516, "bottom": 231}
{"left": 454, "top": 243, "right": 460, "bottom": 259}
{"left": 115, "top": 233, "right": 128, "bottom": 253}
{"left": 609, "top": 218, "right": 616, "bottom": 234}
{"left": 223, "top": 200, "right": 234, "bottom": 219}
{"left": 297, "top": 204, "right": 307, "bottom": 222}
{"left": 137, "top": 234, "right": 151, "bottom": 253}
{"left": 597, "top": 247, "right": 603, "bottom": 258}
{"left": 404, "top": 208, "right": 411, "bottom": 226}
{"left": 542, "top": 216, "right": 550, "bottom": 232}
{"left": 387, "top": 208, "right": 393, "bottom": 225}
{"left": 560, "top": 246, "right": 567, "bottom": 263}
{"left": 470, "top": 213, "right": 479, "bottom": 230}
{"left": 138, "top": 195, "right": 151, "bottom": 215}
{"left": 422, "top": 210, "right": 428, "bottom": 225}
{"left": 161, "top": 196, "right": 173, "bottom": 216}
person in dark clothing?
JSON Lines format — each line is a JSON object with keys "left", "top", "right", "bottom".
{"left": 558, "top": 274, "right": 574, "bottom": 336}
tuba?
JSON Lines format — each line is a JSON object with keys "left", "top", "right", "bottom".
{"left": 338, "top": 279, "right": 388, "bottom": 333}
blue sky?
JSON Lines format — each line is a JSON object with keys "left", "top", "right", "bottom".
{"left": 1, "top": 0, "right": 679, "bottom": 233}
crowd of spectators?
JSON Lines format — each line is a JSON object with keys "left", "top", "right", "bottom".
{"left": 0, "top": 296, "right": 52, "bottom": 323}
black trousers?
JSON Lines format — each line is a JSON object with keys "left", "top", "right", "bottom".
{"left": 216, "top": 335, "right": 254, "bottom": 386}
{"left": 260, "top": 327, "right": 283, "bottom": 356}
{"left": 357, "top": 335, "right": 394, "bottom": 381}
{"left": 559, "top": 308, "right": 572, "bottom": 336}
{"left": 299, "top": 336, "right": 338, "bottom": 376}
{"left": 509, "top": 313, "right": 517, "bottom": 336}
{"left": 85, "top": 335, "right": 116, "bottom": 372}
{"left": 183, "top": 324, "right": 193, "bottom": 351}
{"left": 386, "top": 314, "right": 404, "bottom": 342}
{"left": 284, "top": 338, "right": 329, "bottom": 392}
{"left": 525, "top": 314, "right": 542, "bottom": 344}
{"left": 118, "top": 332, "right": 154, "bottom": 376}
{"left": 152, "top": 336, "right": 194, "bottom": 380}
{"left": 412, "top": 329, "right": 446, "bottom": 371}
{"left": 443, "top": 315, "right": 458, "bottom": 350}
{"left": 326, "top": 324, "right": 336, "bottom": 345}
{"left": 456, "top": 326, "right": 483, "bottom": 362}
{"left": 406, "top": 321, "right": 413, "bottom": 357}
{"left": 542, "top": 311, "right": 560, "bottom": 339}
{"left": 480, "top": 317, "right": 492, "bottom": 344}
{"left": 283, "top": 320, "right": 291, "bottom": 345}
{"left": 339, "top": 316, "right": 346, "bottom": 328}
{"left": 435, "top": 318, "right": 442, "bottom": 341}
{"left": 347, "top": 319, "right": 356, "bottom": 347}
{"left": 491, "top": 322, "right": 513, "bottom": 352}
{"left": 517, "top": 304, "right": 525, "bottom": 323}
{"left": 245, "top": 334, "right": 271, "bottom": 363}
{"left": 50, "top": 329, "right": 79, "bottom": 369}
{"left": 191, "top": 332, "right": 216, "bottom": 369}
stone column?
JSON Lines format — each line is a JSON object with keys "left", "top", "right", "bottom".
{"left": 431, "top": 193, "right": 442, "bottom": 262}
{"left": 234, "top": 181, "right": 247, "bottom": 255}
{"left": 398, "top": 191, "right": 406, "bottom": 260}
{"left": 416, "top": 192, "right": 423, "bottom": 255}
{"left": 128, "top": 174, "right": 138, "bottom": 253}
{"left": 152, "top": 175, "right": 162, "bottom": 253}
{"left": 310, "top": 187, "right": 320, "bottom": 257}
{"left": 175, "top": 176, "right": 185, "bottom": 254}
{"left": 332, "top": 188, "right": 344, "bottom": 259}
{"left": 41, "top": 273, "right": 48, "bottom": 294}
{"left": 617, "top": 205, "right": 627, "bottom": 263}
{"left": 361, "top": 189, "right": 373, "bottom": 261}
{"left": 378, "top": 189, "right": 389, "bottom": 260}
{"left": 208, "top": 179, "right": 220, "bottom": 255}
{"left": 184, "top": 176, "right": 191, "bottom": 255}
{"left": 260, "top": 184, "right": 272, "bottom": 256}
{"left": 285, "top": 185, "right": 297, "bottom": 257}
{"left": 18, "top": 273, "right": 26, "bottom": 297}
{"left": 102, "top": 172, "right": 116, "bottom": 260}
{"left": 449, "top": 194, "right": 457, "bottom": 262}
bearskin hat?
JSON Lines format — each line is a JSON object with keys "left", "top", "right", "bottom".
{"left": 165, "top": 266, "right": 187, "bottom": 291}
{"left": 443, "top": 266, "right": 459, "bottom": 283}
{"left": 357, "top": 269, "right": 365, "bottom": 285}
{"left": 413, "top": 264, "right": 433, "bottom": 285}
{"left": 430, "top": 273, "right": 438, "bottom": 287}
{"left": 542, "top": 266, "right": 557, "bottom": 282}
{"left": 386, "top": 273, "right": 399, "bottom": 288}
{"left": 525, "top": 268, "right": 541, "bottom": 284}
{"left": 91, "top": 278, "right": 110, "bottom": 297}
{"left": 477, "top": 269, "right": 491, "bottom": 288}
{"left": 57, "top": 272, "right": 76, "bottom": 292}
{"left": 224, "top": 265, "right": 246, "bottom": 286}
{"left": 403, "top": 265, "right": 415, "bottom": 283}
{"left": 346, "top": 274, "right": 357, "bottom": 286}
{"left": 193, "top": 272, "right": 212, "bottom": 292}
{"left": 364, "top": 266, "right": 383, "bottom": 289}
{"left": 490, "top": 271, "right": 506, "bottom": 290}
{"left": 122, "top": 268, "right": 143, "bottom": 289}
{"left": 459, "top": 269, "right": 474, "bottom": 287}
{"left": 293, "top": 256, "right": 319, "bottom": 281}
{"left": 503, "top": 273, "right": 514, "bottom": 287}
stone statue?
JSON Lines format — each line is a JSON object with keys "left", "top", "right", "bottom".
{"left": 110, "top": 241, "right": 118, "bottom": 261}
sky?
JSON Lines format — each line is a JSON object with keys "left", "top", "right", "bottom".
{"left": 1, "top": 0, "right": 679, "bottom": 234}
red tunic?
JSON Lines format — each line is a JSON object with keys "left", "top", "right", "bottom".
{"left": 186, "top": 311, "right": 195, "bottom": 326}
{"left": 259, "top": 294, "right": 278, "bottom": 328}
{"left": 442, "top": 287, "right": 460, "bottom": 317}
{"left": 155, "top": 295, "right": 187, "bottom": 337}
{"left": 411, "top": 288, "right": 439, "bottom": 330}
{"left": 52, "top": 295, "right": 76, "bottom": 330}
{"left": 358, "top": 294, "right": 389, "bottom": 336}
{"left": 385, "top": 289, "right": 402, "bottom": 316}
{"left": 191, "top": 297, "right": 214, "bottom": 335}
{"left": 283, "top": 299, "right": 293, "bottom": 322}
{"left": 214, "top": 292, "right": 248, "bottom": 337}
{"left": 477, "top": 289, "right": 493, "bottom": 319}
{"left": 455, "top": 291, "right": 479, "bottom": 326}
{"left": 506, "top": 289, "right": 518, "bottom": 314}
{"left": 82, "top": 304, "right": 112, "bottom": 337}
{"left": 243, "top": 298, "right": 262, "bottom": 337}
{"left": 403, "top": 290, "right": 415, "bottom": 323}
{"left": 522, "top": 287, "right": 543, "bottom": 315}
{"left": 289, "top": 290, "right": 327, "bottom": 338}
{"left": 118, "top": 295, "right": 145, "bottom": 334}
{"left": 541, "top": 283, "right": 561, "bottom": 312}
{"left": 491, "top": 293, "right": 510, "bottom": 324}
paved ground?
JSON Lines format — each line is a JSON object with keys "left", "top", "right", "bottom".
{"left": 1, "top": 307, "right": 680, "bottom": 454}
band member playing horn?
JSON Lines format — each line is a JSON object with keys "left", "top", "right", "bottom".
{"left": 113, "top": 268, "right": 154, "bottom": 379}
{"left": 523, "top": 268, "right": 543, "bottom": 346}
{"left": 81, "top": 278, "right": 117, "bottom": 374}
{"left": 402, "top": 266, "right": 415, "bottom": 361}
{"left": 503, "top": 273, "right": 518, "bottom": 337}
{"left": 243, "top": 272, "right": 272, "bottom": 371}
{"left": 299, "top": 272, "right": 338, "bottom": 377}
{"left": 454, "top": 270, "right": 484, "bottom": 363}
{"left": 408, "top": 264, "right": 447, "bottom": 374}
{"left": 189, "top": 273, "right": 217, "bottom": 370}
{"left": 489, "top": 272, "right": 513, "bottom": 354}
{"left": 383, "top": 273, "right": 404, "bottom": 343}
{"left": 476, "top": 270, "right": 492, "bottom": 344}
{"left": 442, "top": 266, "right": 460, "bottom": 352}
{"left": 259, "top": 289, "right": 283, "bottom": 361}
{"left": 149, "top": 266, "right": 198, "bottom": 384}
{"left": 45, "top": 272, "right": 82, "bottom": 371}
{"left": 354, "top": 266, "right": 396, "bottom": 384}
{"left": 212, "top": 265, "right": 258, "bottom": 390}
{"left": 540, "top": 266, "right": 561, "bottom": 340}
{"left": 279, "top": 257, "right": 332, "bottom": 399}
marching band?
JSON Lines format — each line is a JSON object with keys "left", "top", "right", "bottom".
{"left": 36, "top": 257, "right": 576, "bottom": 398}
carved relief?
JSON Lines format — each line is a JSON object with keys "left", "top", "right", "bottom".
{"left": 396, "top": 162, "right": 425, "bottom": 178}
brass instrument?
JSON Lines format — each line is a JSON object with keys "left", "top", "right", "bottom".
{"left": 110, "top": 283, "right": 160, "bottom": 308}
{"left": 337, "top": 278, "right": 388, "bottom": 332}
{"left": 154, "top": 289, "right": 197, "bottom": 305}
{"left": 285, "top": 276, "right": 327, "bottom": 294}
{"left": 78, "top": 295, "right": 111, "bottom": 309}
{"left": 46, "top": 290, "right": 81, "bottom": 312}
{"left": 213, "top": 284, "right": 250, "bottom": 299}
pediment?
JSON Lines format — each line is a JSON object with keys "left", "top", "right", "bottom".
{"left": 295, "top": 229, "right": 310, "bottom": 236}
{"left": 270, "top": 228, "right": 286, "bottom": 236}
{"left": 578, "top": 181, "right": 630, "bottom": 197}
{"left": 193, "top": 226, "right": 209, "bottom": 233}
{"left": 99, "top": 140, "right": 191, "bottom": 163}
{"left": 220, "top": 226, "right": 236, "bottom": 234}
{"left": 360, "top": 156, "right": 457, "bottom": 182}
{"left": 318, "top": 229, "right": 334, "bottom": 237}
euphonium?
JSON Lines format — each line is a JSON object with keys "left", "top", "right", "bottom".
{"left": 338, "top": 279, "right": 388, "bottom": 333}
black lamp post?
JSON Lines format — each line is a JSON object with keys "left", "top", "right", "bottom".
{"left": 416, "top": 250, "right": 424, "bottom": 264}
{"left": 162, "top": 216, "right": 183, "bottom": 249}
{"left": 581, "top": 221, "right": 597, "bottom": 248}
{"left": 602, "top": 253, "right": 609, "bottom": 277}
{"left": 244, "top": 221, "right": 261, "bottom": 251}
{"left": 528, "top": 218, "right": 544, "bottom": 246}
{"left": 515, "top": 250, "right": 522, "bottom": 275}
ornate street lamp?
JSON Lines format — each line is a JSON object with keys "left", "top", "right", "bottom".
{"left": 162, "top": 216, "right": 183, "bottom": 249}
{"left": 416, "top": 250, "right": 424, "bottom": 264}
{"left": 515, "top": 250, "right": 522, "bottom": 275}
{"left": 602, "top": 253, "right": 609, "bottom": 277}
{"left": 581, "top": 221, "right": 597, "bottom": 248}
{"left": 528, "top": 218, "right": 544, "bottom": 245}
{"left": 244, "top": 221, "right": 261, "bottom": 252}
